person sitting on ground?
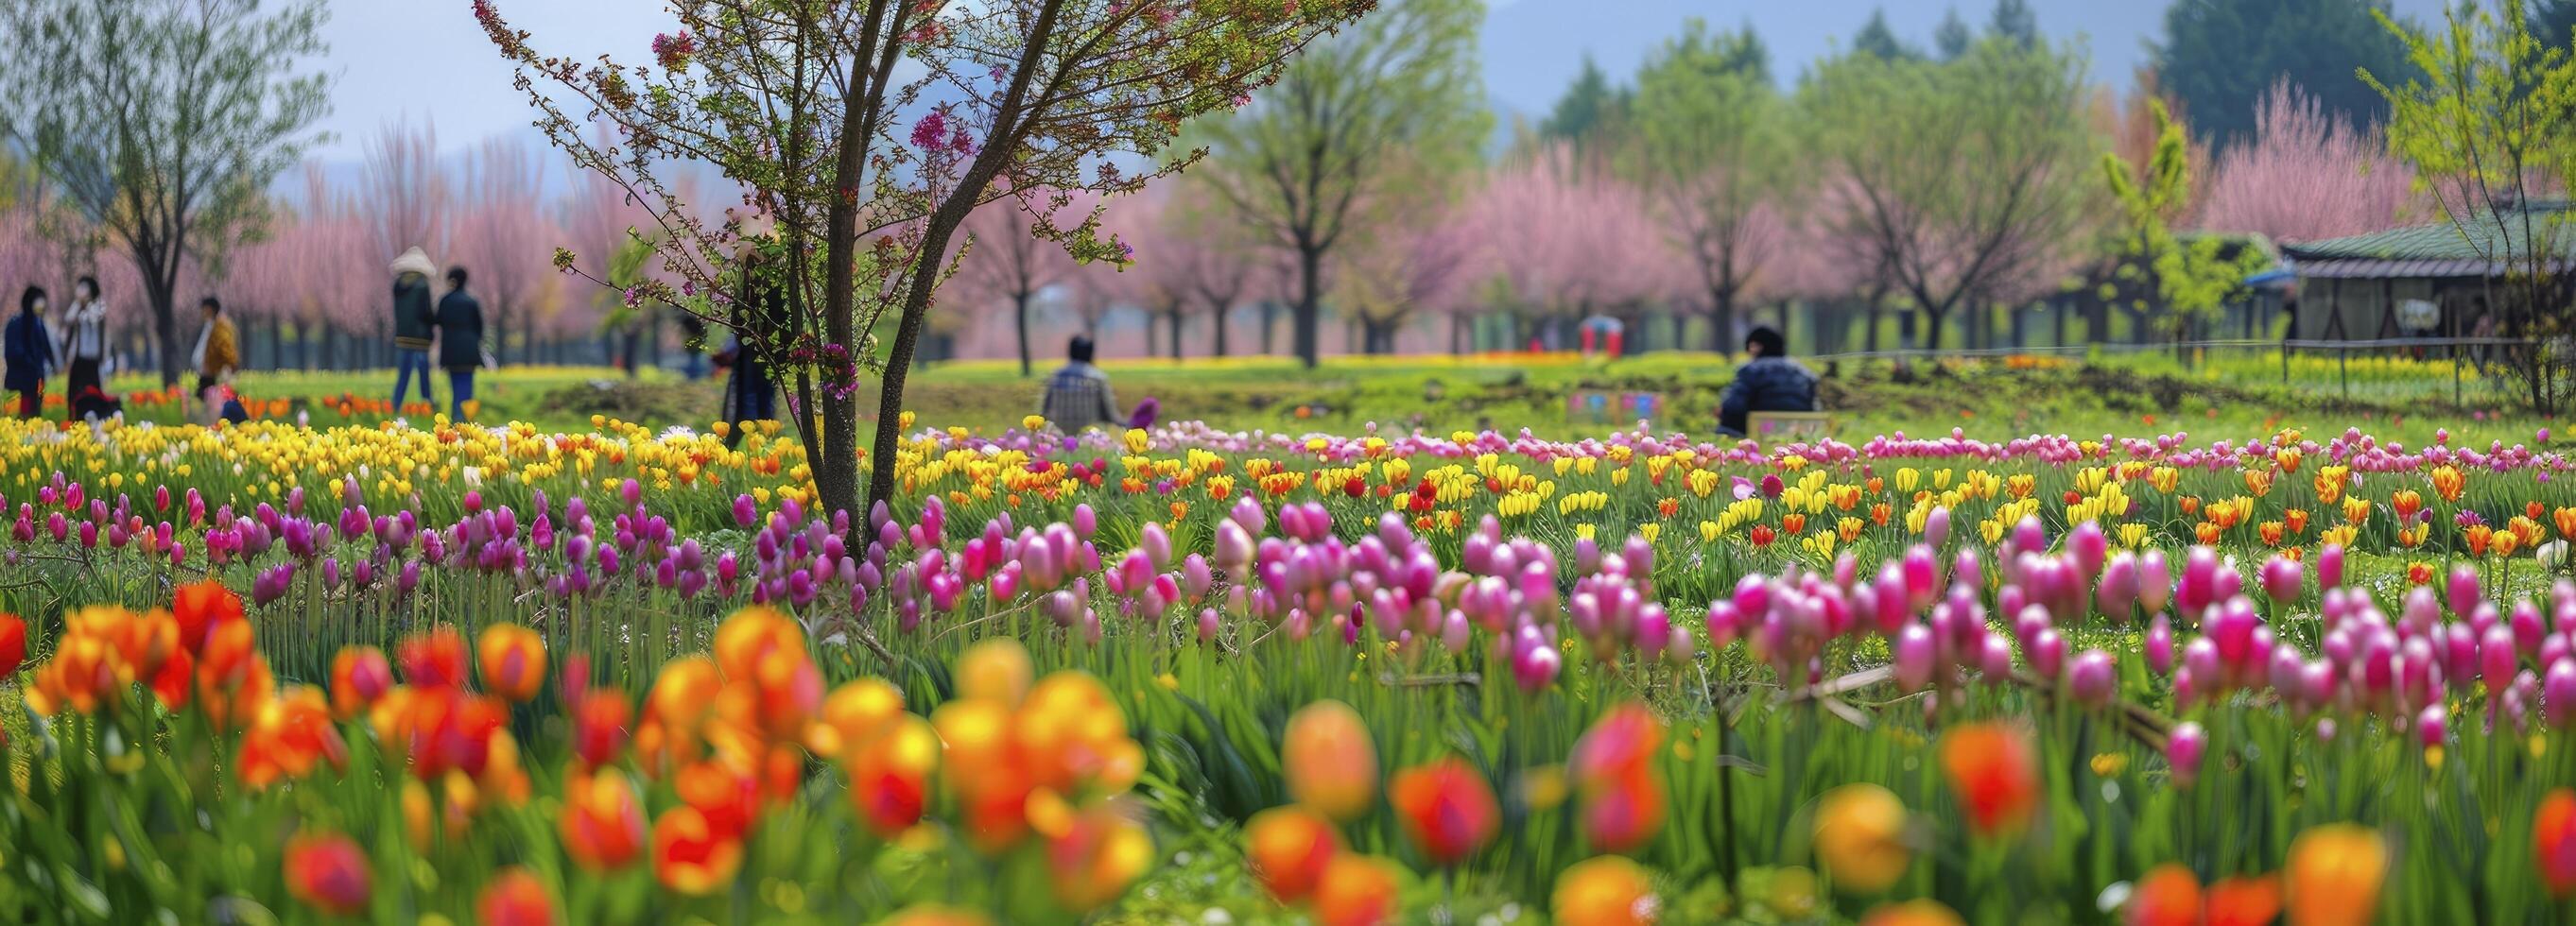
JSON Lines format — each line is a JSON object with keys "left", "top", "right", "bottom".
{"left": 1717, "top": 325, "right": 1818, "bottom": 437}
{"left": 1041, "top": 334, "right": 1119, "bottom": 432}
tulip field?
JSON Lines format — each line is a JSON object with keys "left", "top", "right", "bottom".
{"left": 5, "top": 402, "right": 2576, "bottom": 925}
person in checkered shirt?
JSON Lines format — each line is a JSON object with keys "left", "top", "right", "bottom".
{"left": 1041, "top": 334, "right": 1120, "bottom": 431}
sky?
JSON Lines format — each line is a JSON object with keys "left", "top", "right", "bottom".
{"left": 313, "top": 0, "right": 2457, "bottom": 162}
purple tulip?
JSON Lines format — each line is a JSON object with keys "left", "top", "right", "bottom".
{"left": 2068, "top": 649, "right": 2115, "bottom": 706}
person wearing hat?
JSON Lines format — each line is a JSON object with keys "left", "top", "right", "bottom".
{"left": 389, "top": 247, "right": 441, "bottom": 413}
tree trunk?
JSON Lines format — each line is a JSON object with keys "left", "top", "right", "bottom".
{"left": 150, "top": 287, "right": 182, "bottom": 389}
{"left": 1259, "top": 301, "right": 1278, "bottom": 354}
{"left": 1013, "top": 289, "right": 1035, "bottom": 377}
{"left": 1865, "top": 302, "right": 1883, "bottom": 353}
{"left": 1166, "top": 306, "right": 1184, "bottom": 360}
{"left": 1211, "top": 303, "right": 1230, "bottom": 358}
{"left": 1709, "top": 287, "right": 1738, "bottom": 353}
{"left": 1923, "top": 306, "right": 1947, "bottom": 352}
{"left": 1293, "top": 247, "right": 1323, "bottom": 369}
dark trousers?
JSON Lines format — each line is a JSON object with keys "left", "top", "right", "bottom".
{"left": 12, "top": 386, "right": 37, "bottom": 419}
{"left": 66, "top": 356, "right": 101, "bottom": 404}
{"left": 447, "top": 369, "right": 475, "bottom": 420}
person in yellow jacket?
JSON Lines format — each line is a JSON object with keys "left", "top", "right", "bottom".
{"left": 189, "top": 296, "right": 238, "bottom": 423}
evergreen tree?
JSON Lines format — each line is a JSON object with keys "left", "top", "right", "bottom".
{"left": 2153, "top": 0, "right": 2414, "bottom": 148}
{"left": 1988, "top": 0, "right": 2039, "bottom": 47}
{"left": 1935, "top": 8, "right": 1974, "bottom": 60}
{"left": 1852, "top": 8, "right": 1920, "bottom": 61}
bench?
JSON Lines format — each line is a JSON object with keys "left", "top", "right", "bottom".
{"left": 1748, "top": 411, "right": 1832, "bottom": 440}
{"left": 1566, "top": 390, "right": 1663, "bottom": 426}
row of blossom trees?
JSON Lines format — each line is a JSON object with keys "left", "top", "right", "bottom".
{"left": 0, "top": 120, "right": 676, "bottom": 375}
{"left": 939, "top": 64, "right": 2422, "bottom": 369}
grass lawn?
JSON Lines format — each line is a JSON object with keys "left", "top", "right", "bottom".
{"left": 66, "top": 347, "right": 2546, "bottom": 447}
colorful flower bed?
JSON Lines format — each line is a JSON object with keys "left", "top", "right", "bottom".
{"left": 3, "top": 415, "right": 2576, "bottom": 922}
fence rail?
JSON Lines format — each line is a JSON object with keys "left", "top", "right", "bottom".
{"left": 1799, "top": 335, "right": 2544, "bottom": 404}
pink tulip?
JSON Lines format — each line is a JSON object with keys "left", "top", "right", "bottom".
{"left": 2167, "top": 722, "right": 2206, "bottom": 786}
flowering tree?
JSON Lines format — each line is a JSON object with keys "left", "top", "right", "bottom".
{"left": 481, "top": 0, "right": 1376, "bottom": 517}
{"left": 1191, "top": 0, "right": 1491, "bottom": 369}
{"left": 1476, "top": 146, "right": 1663, "bottom": 349}
{"left": 2199, "top": 79, "right": 2418, "bottom": 244}
{"left": 0, "top": 0, "right": 331, "bottom": 386}
{"left": 363, "top": 119, "right": 453, "bottom": 266}
{"left": 952, "top": 192, "right": 1081, "bottom": 375}
{"left": 457, "top": 138, "right": 556, "bottom": 366}
{"left": 1334, "top": 205, "right": 1480, "bottom": 354}
{"left": 2366, "top": 2, "right": 2576, "bottom": 412}
{"left": 1803, "top": 37, "right": 2097, "bottom": 352}
{"left": 1630, "top": 19, "right": 1789, "bottom": 352}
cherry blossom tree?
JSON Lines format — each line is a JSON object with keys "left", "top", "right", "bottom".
{"left": 1476, "top": 146, "right": 1664, "bottom": 349}
{"left": 952, "top": 190, "right": 1084, "bottom": 375}
{"left": 362, "top": 118, "right": 454, "bottom": 267}
{"left": 2199, "top": 78, "right": 2418, "bottom": 244}
{"left": 1335, "top": 206, "right": 1481, "bottom": 354}
{"left": 457, "top": 138, "right": 555, "bottom": 366}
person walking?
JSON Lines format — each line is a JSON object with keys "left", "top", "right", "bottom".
{"left": 389, "top": 247, "right": 440, "bottom": 412}
{"left": 1040, "top": 334, "right": 1120, "bottom": 431}
{"left": 59, "top": 276, "right": 109, "bottom": 414}
{"left": 189, "top": 296, "right": 238, "bottom": 425}
{"left": 437, "top": 266, "right": 487, "bottom": 420}
{"left": 4, "top": 286, "right": 57, "bottom": 420}
{"left": 717, "top": 273, "right": 781, "bottom": 449}
{"left": 1716, "top": 326, "right": 1819, "bottom": 437}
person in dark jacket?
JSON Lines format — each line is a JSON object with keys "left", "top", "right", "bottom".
{"left": 1717, "top": 326, "right": 1819, "bottom": 437}
{"left": 389, "top": 247, "right": 440, "bottom": 412}
{"left": 437, "top": 266, "right": 486, "bottom": 420}
{"left": 717, "top": 261, "right": 783, "bottom": 450}
{"left": 5, "top": 286, "right": 58, "bottom": 419}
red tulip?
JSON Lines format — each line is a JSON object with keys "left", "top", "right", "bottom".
{"left": 1390, "top": 758, "right": 1499, "bottom": 866}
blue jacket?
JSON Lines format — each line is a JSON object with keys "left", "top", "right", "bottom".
{"left": 3, "top": 312, "right": 56, "bottom": 392}
{"left": 1719, "top": 355, "right": 1818, "bottom": 435}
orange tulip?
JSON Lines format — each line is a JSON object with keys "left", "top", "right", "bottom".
{"left": 960, "top": 636, "right": 1038, "bottom": 701}
{"left": 1284, "top": 700, "right": 1379, "bottom": 821}
{"left": 2285, "top": 824, "right": 2386, "bottom": 926}
{"left": 710, "top": 608, "right": 822, "bottom": 740}
{"left": 2537, "top": 788, "right": 2576, "bottom": 898}
{"left": 810, "top": 677, "right": 907, "bottom": 760}
{"left": 171, "top": 578, "right": 243, "bottom": 655}
{"left": 1245, "top": 806, "right": 1340, "bottom": 902}
{"left": 571, "top": 688, "right": 632, "bottom": 769}
{"left": 2204, "top": 875, "right": 2283, "bottom": 926}
{"left": 1569, "top": 704, "right": 1667, "bottom": 851}
{"left": 329, "top": 645, "right": 393, "bottom": 719}
{"left": 1045, "top": 806, "right": 1153, "bottom": 913}
{"left": 1312, "top": 854, "right": 1404, "bottom": 926}
{"left": 2429, "top": 465, "right": 2464, "bottom": 503}
{"left": 476, "top": 867, "right": 555, "bottom": 926}
{"left": 845, "top": 715, "right": 940, "bottom": 838}
{"left": 1551, "top": 855, "right": 1658, "bottom": 926}
{"left": 284, "top": 832, "right": 372, "bottom": 916}
{"left": 1940, "top": 722, "right": 2038, "bottom": 837}
{"left": 650, "top": 806, "right": 744, "bottom": 896}
{"left": 475, "top": 624, "right": 547, "bottom": 702}
{"left": 881, "top": 905, "right": 996, "bottom": 926}
{"left": 236, "top": 685, "right": 349, "bottom": 790}
{"left": 1859, "top": 900, "right": 1966, "bottom": 926}
{"left": 1390, "top": 758, "right": 1500, "bottom": 866}
{"left": 2391, "top": 489, "right": 2423, "bottom": 524}
{"left": 398, "top": 625, "right": 470, "bottom": 689}
{"left": 2126, "top": 864, "right": 2201, "bottom": 926}
{"left": 561, "top": 768, "right": 648, "bottom": 871}
{"left": 1814, "top": 784, "right": 1910, "bottom": 894}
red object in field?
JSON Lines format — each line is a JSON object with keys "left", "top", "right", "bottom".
{"left": 1528, "top": 337, "right": 1542, "bottom": 353}
{"left": 1581, "top": 327, "right": 1597, "bottom": 353}
{"left": 1605, "top": 331, "right": 1623, "bottom": 356}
